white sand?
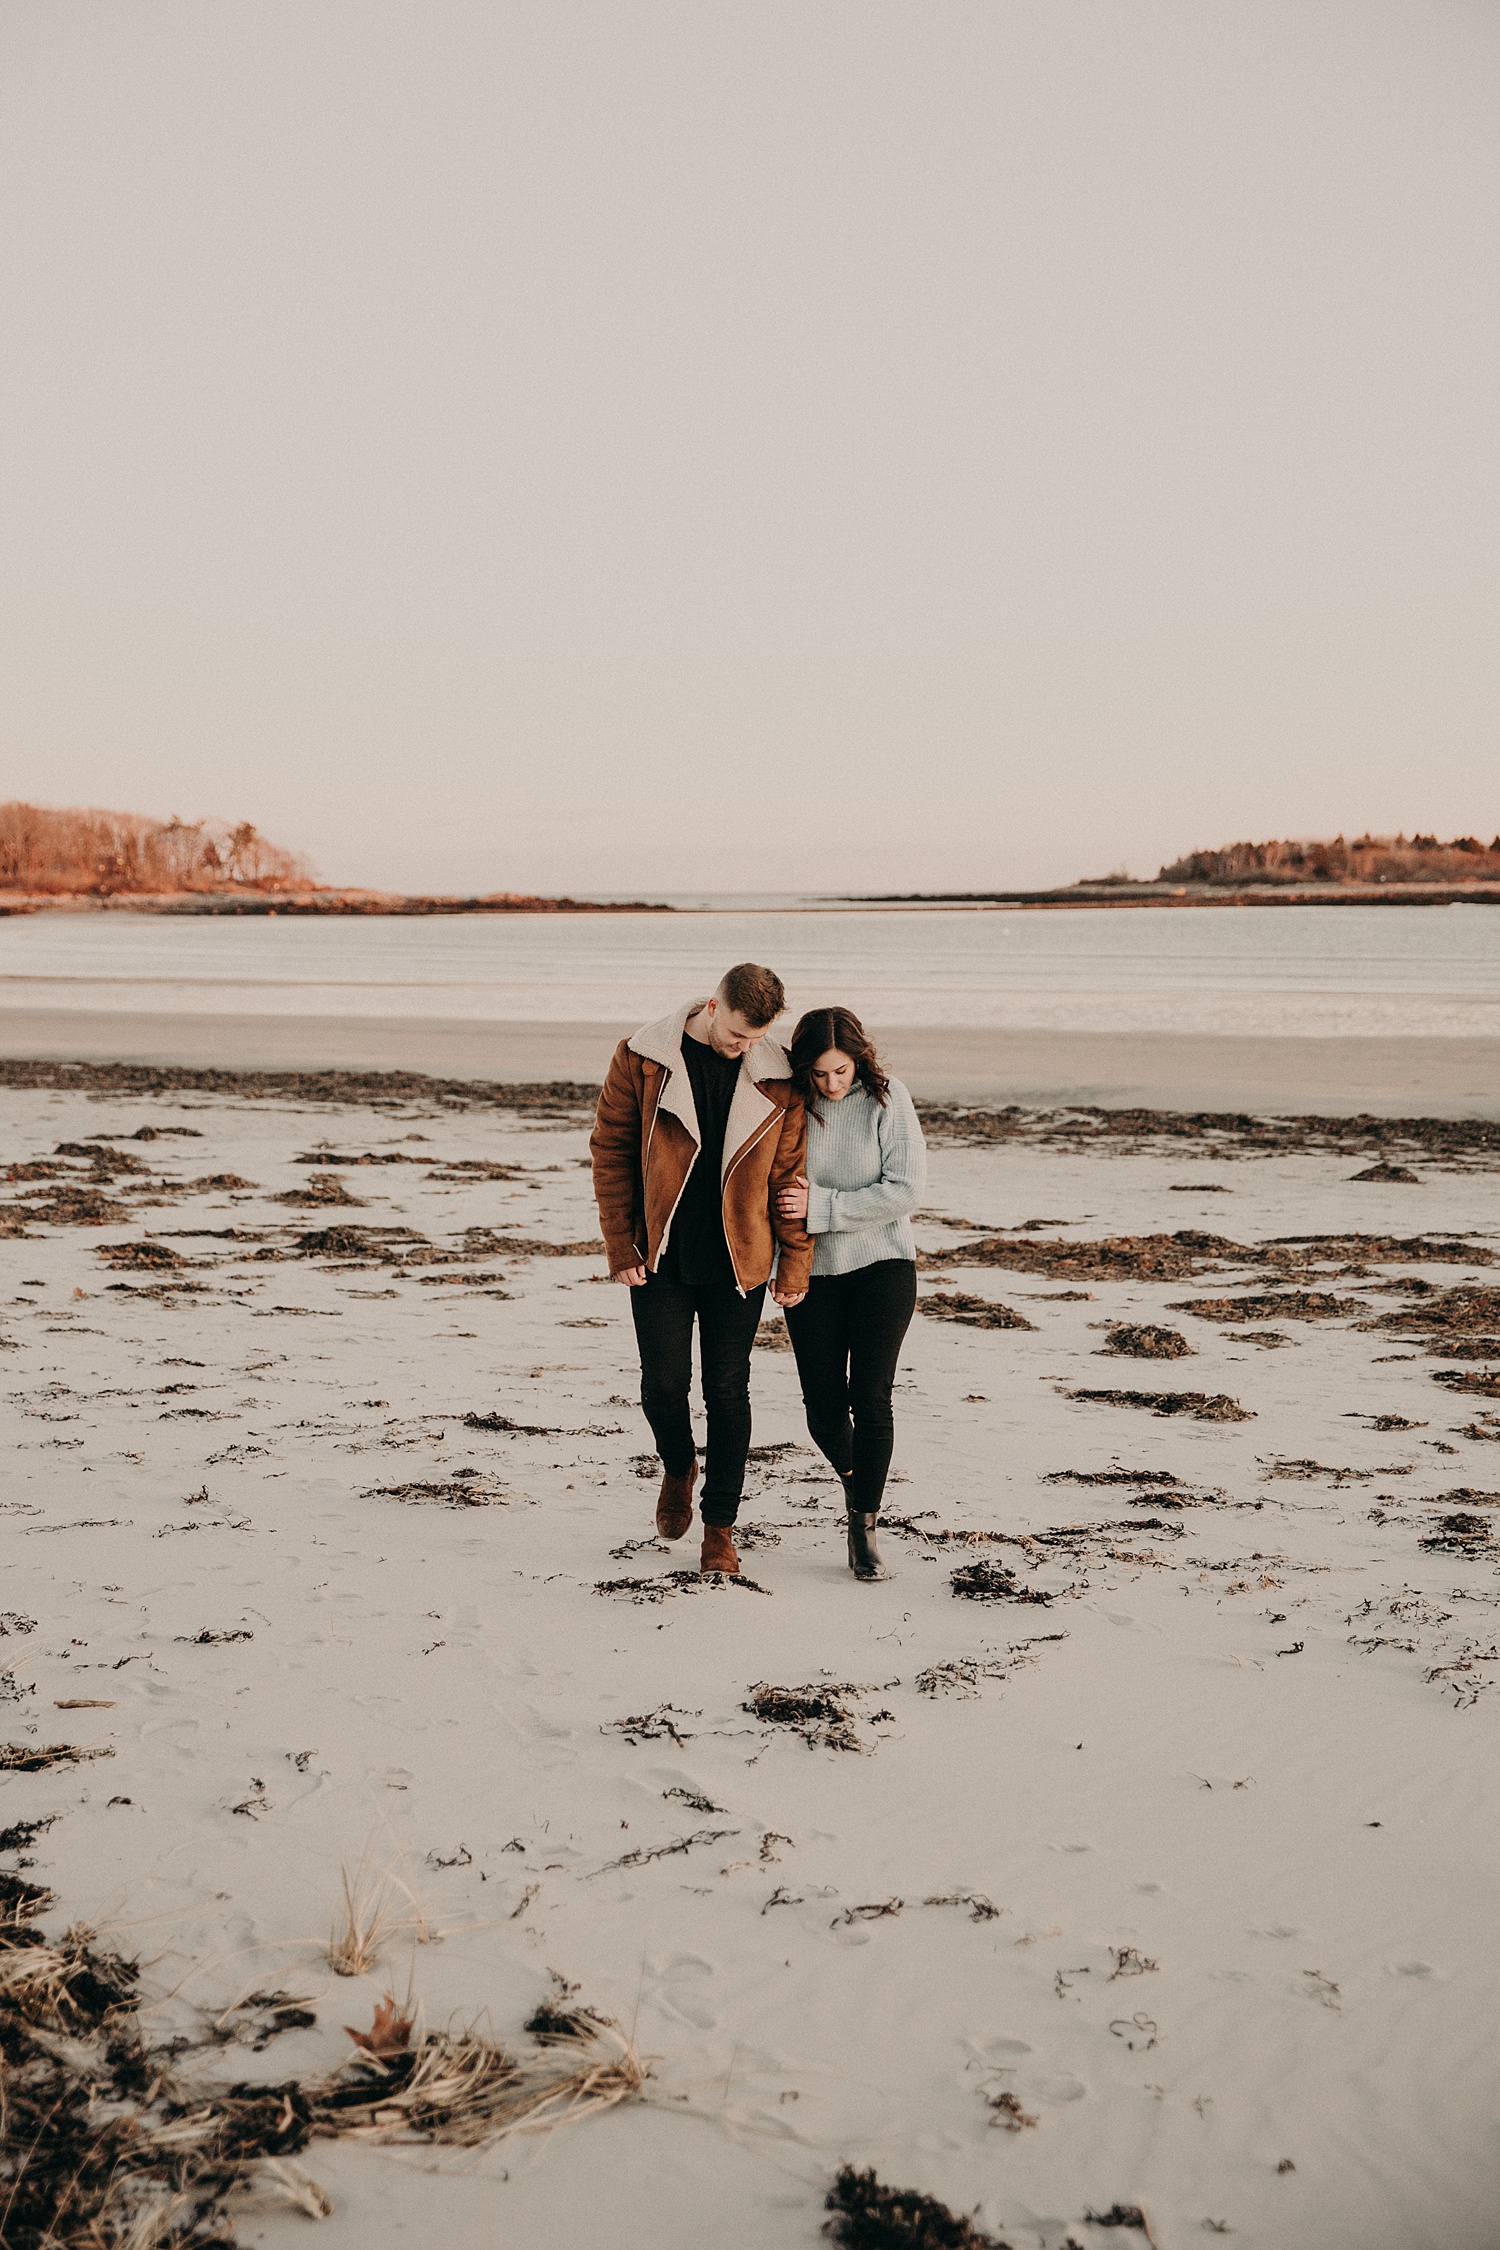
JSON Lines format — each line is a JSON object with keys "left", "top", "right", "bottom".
{"left": 3, "top": 1082, "right": 1498, "bottom": 2248}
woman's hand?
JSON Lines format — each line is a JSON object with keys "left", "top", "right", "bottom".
{"left": 777, "top": 1173, "right": 810, "bottom": 1221}
{"left": 610, "top": 1264, "right": 649, "bottom": 1286}
{"left": 771, "top": 1285, "right": 806, "bottom": 1309}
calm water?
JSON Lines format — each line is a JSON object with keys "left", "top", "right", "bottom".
{"left": 3, "top": 906, "right": 1499, "bottom": 1037}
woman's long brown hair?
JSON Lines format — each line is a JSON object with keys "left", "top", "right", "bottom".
{"left": 788, "top": 1006, "right": 890, "bottom": 1121}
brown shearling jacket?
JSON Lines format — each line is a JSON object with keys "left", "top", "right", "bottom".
{"left": 590, "top": 1001, "right": 813, "bottom": 1296}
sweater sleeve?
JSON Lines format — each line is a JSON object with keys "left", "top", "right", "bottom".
{"left": 805, "top": 1081, "right": 927, "bottom": 1235}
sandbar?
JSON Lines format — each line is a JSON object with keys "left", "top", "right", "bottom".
{"left": 2, "top": 1006, "right": 1497, "bottom": 1117}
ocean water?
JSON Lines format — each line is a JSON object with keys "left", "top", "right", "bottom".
{"left": 3, "top": 904, "right": 1499, "bottom": 1038}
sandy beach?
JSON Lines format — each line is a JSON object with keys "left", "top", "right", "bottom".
{"left": 3, "top": 1063, "right": 1498, "bottom": 2247}
{"left": 3, "top": 1007, "right": 1500, "bottom": 1117}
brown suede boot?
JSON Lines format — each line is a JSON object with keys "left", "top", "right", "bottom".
{"left": 700, "top": 1524, "right": 740, "bottom": 1575}
{"left": 655, "top": 1461, "right": 697, "bottom": 1541}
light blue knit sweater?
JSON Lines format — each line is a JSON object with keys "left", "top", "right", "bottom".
{"left": 800, "top": 1075, "right": 927, "bottom": 1277}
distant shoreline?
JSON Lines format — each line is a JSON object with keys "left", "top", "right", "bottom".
{"left": 844, "top": 882, "right": 1500, "bottom": 910}
{"left": 4, "top": 882, "right": 1500, "bottom": 917}
{"left": 0, "top": 889, "right": 673, "bottom": 916}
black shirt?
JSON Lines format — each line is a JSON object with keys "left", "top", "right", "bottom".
{"left": 658, "top": 1032, "right": 742, "bottom": 1287}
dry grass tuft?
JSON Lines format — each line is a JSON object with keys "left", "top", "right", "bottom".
{"left": 325, "top": 2006, "right": 647, "bottom": 2147}
{"left": 327, "top": 1862, "right": 426, "bottom": 1977}
{"left": 0, "top": 1845, "right": 642, "bottom": 2250}
{"left": 0, "top": 1740, "right": 113, "bottom": 1774}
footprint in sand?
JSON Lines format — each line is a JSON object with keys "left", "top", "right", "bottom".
{"left": 965, "top": 2040, "right": 1088, "bottom": 2109}
{"left": 967, "top": 2036, "right": 1033, "bottom": 2063}
{"left": 1033, "top": 2072, "right": 1088, "bottom": 2103}
{"left": 646, "top": 1952, "right": 718, "bottom": 2028}
{"left": 367, "top": 1763, "right": 414, "bottom": 1790}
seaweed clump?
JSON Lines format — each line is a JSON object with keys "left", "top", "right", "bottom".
{"left": 1096, "top": 1325, "right": 1193, "bottom": 1359}
{"left": 292, "top": 1224, "right": 379, "bottom": 1258}
{"left": 918, "top": 1293, "right": 1036, "bottom": 1331}
{"left": 1419, "top": 1513, "right": 1496, "bottom": 1554}
{"left": 745, "top": 1682, "right": 867, "bottom": 1751}
{"left": 1169, "top": 1291, "right": 1360, "bottom": 1322}
{"left": 16, "top": 1186, "right": 133, "bottom": 1227}
{"left": 275, "top": 1173, "right": 366, "bottom": 1208}
{"left": 1067, "top": 1389, "right": 1254, "bottom": 1423}
{"left": 1042, "top": 1468, "right": 1181, "bottom": 1487}
{"left": 96, "top": 1239, "right": 184, "bottom": 1270}
{"left": 1433, "top": 1367, "right": 1500, "bottom": 1399}
{"left": 950, "top": 1561, "right": 1054, "bottom": 1605}
{"left": 1361, "top": 1286, "right": 1500, "bottom": 1356}
{"left": 824, "top": 2164, "right": 1012, "bottom": 2249}
{"left": 921, "top": 1230, "right": 1247, "bottom": 1283}
{"left": 365, "top": 1474, "right": 508, "bottom": 1508}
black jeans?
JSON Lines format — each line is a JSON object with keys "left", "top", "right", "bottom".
{"left": 784, "top": 1259, "right": 917, "bottom": 1514}
{"left": 629, "top": 1271, "right": 767, "bottom": 1527}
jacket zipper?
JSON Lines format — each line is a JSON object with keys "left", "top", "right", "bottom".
{"left": 643, "top": 1065, "right": 696, "bottom": 1271}
{"left": 720, "top": 1109, "right": 783, "bottom": 1296}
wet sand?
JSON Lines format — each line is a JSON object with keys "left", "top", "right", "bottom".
{"left": 3, "top": 1006, "right": 1498, "bottom": 1116}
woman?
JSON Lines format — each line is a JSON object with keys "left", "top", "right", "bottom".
{"left": 775, "top": 1007, "right": 927, "bottom": 1581}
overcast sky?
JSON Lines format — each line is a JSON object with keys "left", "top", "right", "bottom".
{"left": 2, "top": 2, "right": 1497, "bottom": 895}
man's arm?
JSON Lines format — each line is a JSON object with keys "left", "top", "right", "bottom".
{"left": 767, "top": 1095, "right": 813, "bottom": 1298}
{"left": 589, "top": 1041, "right": 648, "bottom": 1278}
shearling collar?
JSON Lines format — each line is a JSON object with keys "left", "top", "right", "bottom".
{"left": 629, "top": 997, "right": 791, "bottom": 1172}
{"left": 628, "top": 999, "right": 791, "bottom": 1085}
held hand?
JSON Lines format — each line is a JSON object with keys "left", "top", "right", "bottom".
{"left": 771, "top": 1287, "right": 806, "bottom": 1309}
{"left": 777, "top": 1173, "right": 810, "bottom": 1221}
{"left": 610, "top": 1264, "right": 649, "bottom": 1287}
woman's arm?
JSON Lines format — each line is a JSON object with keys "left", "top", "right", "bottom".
{"left": 805, "top": 1082, "right": 927, "bottom": 1235}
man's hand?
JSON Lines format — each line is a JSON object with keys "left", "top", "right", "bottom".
{"left": 776, "top": 1173, "right": 810, "bottom": 1221}
{"left": 771, "top": 1286, "right": 806, "bottom": 1308}
{"left": 610, "top": 1265, "right": 649, "bottom": 1287}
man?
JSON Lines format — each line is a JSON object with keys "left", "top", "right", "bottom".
{"left": 590, "top": 962, "right": 812, "bottom": 1576}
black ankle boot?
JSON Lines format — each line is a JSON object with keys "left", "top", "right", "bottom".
{"left": 846, "top": 1511, "right": 891, "bottom": 1581}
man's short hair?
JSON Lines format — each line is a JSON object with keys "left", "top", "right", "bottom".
{"left": 716, "top": 962, "right": 785, "bottom": 1027}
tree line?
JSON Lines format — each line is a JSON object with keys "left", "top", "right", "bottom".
{"left": 1158, "top": 833, "right": 1500, "bottom": 885}
{"left": 0, "top": 802, "right": 310, "bottom": 894}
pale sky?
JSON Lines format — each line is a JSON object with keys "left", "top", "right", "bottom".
{"left": 3, "top": 2, "right": 1497, "bottom": 896}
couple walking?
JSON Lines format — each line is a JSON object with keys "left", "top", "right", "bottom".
{"left": 590, "top": 961, "right": 927, "bottom": 1582}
